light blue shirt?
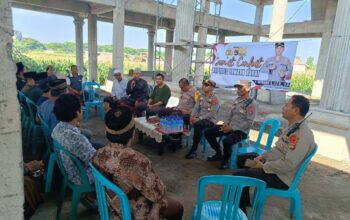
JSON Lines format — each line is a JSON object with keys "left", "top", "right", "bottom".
{"left": 38, "top": 99, "right": 58, "bottom": 131}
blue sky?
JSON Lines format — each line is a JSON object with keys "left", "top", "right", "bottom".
{"left": 12, "top": 0, "right": 320, "bottom": 63}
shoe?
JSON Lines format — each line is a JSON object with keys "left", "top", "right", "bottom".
{"left": 219, "top": 162, "right": 230, "bottom": 170}
{"left": 207, "top": 154, "right": 222, "bottom": 162}
{"left": 185, "top": 151, "right": 197, "bottom": 159}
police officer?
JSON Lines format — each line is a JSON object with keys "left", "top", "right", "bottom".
{"left": 233, "top": 95, "right": 315, "bottom": 213}
{"left": 174, "top": 78, "right": 198, "bottom": 127}
{"left": 205, "top": 80, "right": 257, "bottom": 169}
{"left": 260, "top": 42, "right": 293, "bottom": 82}
{"left": 185, "top": 80, "right": 219, "bottom": 159}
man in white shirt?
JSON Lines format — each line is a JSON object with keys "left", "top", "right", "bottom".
{"left": 111, "top": 69, "right": 127, "bottom": 101}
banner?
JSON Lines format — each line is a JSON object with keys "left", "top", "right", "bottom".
{"left": 210, "top": 41, "right": 298, "bottom": 91}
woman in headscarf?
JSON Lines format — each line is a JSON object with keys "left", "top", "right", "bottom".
{"left": 92, "top": 106, "right": 183, "bottom": 220}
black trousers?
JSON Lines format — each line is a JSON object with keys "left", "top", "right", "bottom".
{"left": 190, "top": 119, "right": 214, "bottom": 152}
{"left": 233, "top": 153, "right": 289, "bottom": 210}
{"left": 204, "top": 126, "right": 247, "bottom": 163}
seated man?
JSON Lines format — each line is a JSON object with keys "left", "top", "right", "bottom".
{"left": 27, "top": 73, "right": 49, "bottom": 103}
{"left": 66, "top": 64, "right": 84, "bottom": 100}
{"left": 174, "top": 78, "right": 198, "bottom": 127}
{"left": 92, "top": 106, "right": 183, "bottom": 220}
{"left": 185, "top": 80, "right": 219, "bottom": 159}
{"left": 111, "top": 68, "right": 127, "bottom": 101}
{"left": 36, "top": 83, "right": 51, "bottom": 106}
{"left": 205, "top": 80, "right": 257, "bottom": 169}
{"left": 121, "top": 67, "right": 148, "bottom": 117}
{"left": 16, "top": 62, "right": 27, "bottom": 91}
{"left": 37, "top": 65, "right": 57, "bottom": 89}
{"left": 233, "top": 95, "right": 315, "bottom": 213}
{"left": 23, "top": 160, "right": 45, "bottom": 219}
{"left": 51, "top": 94, "right": 96, "bottom": 185}
{"left": 38, "top": 79, "right": 68, "bottom": 131}
{"left": 146, "top": 73, "right": 171, "bottom": 117}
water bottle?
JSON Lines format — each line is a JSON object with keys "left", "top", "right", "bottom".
{"left": 165, "top": 116, "right": 170, "bottom": 133}
{"left": 179, "top": 116, "right": 184, "bottom": 132}
{"left": 160, "top": 117, "right": 164, "bottom": 132}
{"left": 176, "top": 116, "right": 181, "bottom": 132}
{"left": 169, "top": 116, "right": 174, "bottom": 133}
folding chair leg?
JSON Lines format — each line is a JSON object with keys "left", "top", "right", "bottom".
{"left": 56, "top": 181, "right": 67, "bottom": 220}
{"left": 100, "top": 105, "right": 105, "bottom": 120}
{"left": 294, "top": 193, "right": 302, "bottom": 220}
{"left": 69, "top": 190, "right": 82, "bottom": 220}
{"left": 290, "top": 197, "right": 296, "bottom": 218}
{"left": 255, "top": 194, "right": 267, "bottom": 220}
{"left": 45, "top": 153, "right": 56, "bottom": 193}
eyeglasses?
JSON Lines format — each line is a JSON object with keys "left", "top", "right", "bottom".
{"left": 203, "top": 84, "right": 211, "bottom": 87}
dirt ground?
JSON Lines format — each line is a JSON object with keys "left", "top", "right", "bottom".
{"left": 31, "top": 114, "right": 350, "bottom": 220}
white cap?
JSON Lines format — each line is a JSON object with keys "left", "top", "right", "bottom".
{"left": 113, "top": 69, "right": 121, "bottom": 74}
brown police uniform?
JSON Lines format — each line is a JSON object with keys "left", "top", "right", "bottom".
{"left": 234, "top": 121, "right": 315, "bottom": 210}
{"left": 185, "top": 92, "right": 219, "bottom": 158}
{"left": 205, "top": 96, "right": 258, "bottom": 168}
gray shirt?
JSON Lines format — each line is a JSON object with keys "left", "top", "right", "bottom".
{"left": 177, "top": 87, "right": 197, "bottom": 113}
{"left": 227, "top": 97, "right": 257, "bottom": 134}
{"left": 191, "top": 93, "right": 219, "bottom": 123}
{"left": 263, "top": 122, "right": 315, "bottom": 186}
{"left": 52, "top": 122, "right": 96, "bottom": 185}
{"left": 260, "top": 56, "right": 292, "bottom": 82}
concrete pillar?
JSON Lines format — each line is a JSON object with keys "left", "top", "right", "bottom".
{"left": 195, "top": 0, "right": 210, "bottom": 86}
{"left": 88, "top": 14, "right": 97, "bottom": 81}
{"left": 172, "top": 0, "right": 196, "bottom": 84}
{"left": 0, "top": 0, "right": 24, "bottom": 218}
{"left": 112, "top": 0, "right": 125, "bottom": 72}
{"left": 252, "top": 0, "right": 263, "bottom": 42}
{"left": 164, "top": 29, "right": 174, "bottom": 74}
{"left": 319, "top": 0, "right": 350, "bottom": 113}
{"left": 312, "top": 0, "right": 337, "bottom": 99}
{"left": 147, "top": 28, "right": 155, "bottom": 71}
{"left": 74, "top": 16, "right": 84, "bottom": 76}
{"left": 218, "top": 31, "right": 225, "bottom": 43}
{"left": 268, "top": 0, "right": 288, "bottom": 104}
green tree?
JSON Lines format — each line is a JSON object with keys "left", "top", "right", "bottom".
{"left": 306, "top": 56, "right": 315, "bottom": 69}
{"left": 13, "top": 38, "right": 46, "bottom": 52}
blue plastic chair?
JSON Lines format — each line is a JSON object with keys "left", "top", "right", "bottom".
{"left": 229, "top": 118, "right": 281, "bottom": 169}
{"left": 192, "top": 175, "right": 266, "bottom": 220}
{"left": 25, "top": 97, "right": 44, "bottom": 155}
{"left": 37, "top": 114, "right": 56, "bottom": 193}
{"left": 82, "top": 81, "right": 104, "bottom": 121}
{"left": 17, "top": 91, "right": 30, "bottom": 143}
{"left": 53, "top": 140, "right": 95, "bottom": 220}
{"left": 256, "top": 145, "right": 317, "bottom": 220}
{"left": 90, "top": 163, "right": 132, "bottom": 220}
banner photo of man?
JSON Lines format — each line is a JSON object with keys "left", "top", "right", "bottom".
{"left": 210, "top": 41, "right": 298, "bottom": 91}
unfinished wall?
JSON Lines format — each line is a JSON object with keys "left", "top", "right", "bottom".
{"left": 0, "top": 0, "right": 24, "bottom": 219}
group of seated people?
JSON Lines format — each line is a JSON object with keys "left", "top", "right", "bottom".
{"left": 17, "top": 60, "right": 315, "bottom": 219}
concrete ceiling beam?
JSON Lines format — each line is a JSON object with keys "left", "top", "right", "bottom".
{"left": 240, "top": 0, "right": 303, "bottom": 5}
{"left": 261, "top": 20, "right": 324, "bottom": 36}
{"left": 13, "top": 0, "right": 90, "bottom": 14}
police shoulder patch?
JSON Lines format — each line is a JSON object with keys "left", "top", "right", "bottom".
{"left": 212, "top": 97, "right": 219, "bottom": 105}
{"left": 288, "top": 134, "right": 299, "bottom": 150}
{"left": 247, "top": 104, "right": 254, "bottom": 115}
